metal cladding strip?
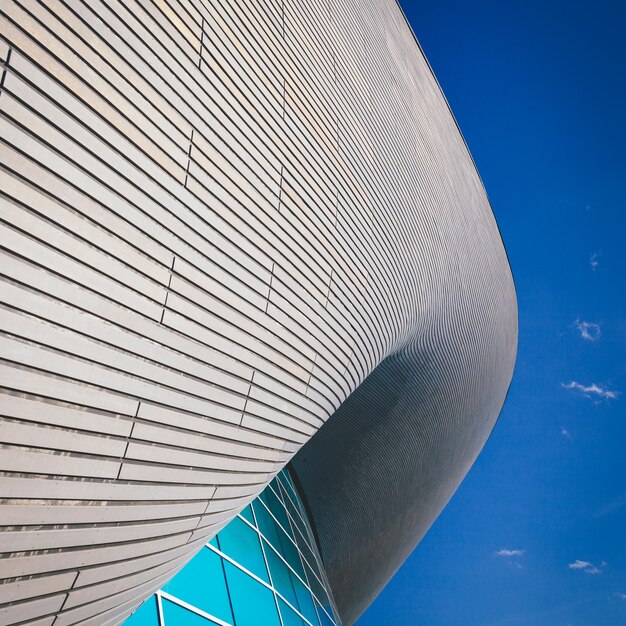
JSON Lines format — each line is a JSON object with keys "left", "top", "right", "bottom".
{"left": 0, "top": 0, "right": 516, "bottom": 624}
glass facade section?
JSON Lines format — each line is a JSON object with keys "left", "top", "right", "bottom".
{"left": 124, "top": 468, "right": 341, "bottom": 626}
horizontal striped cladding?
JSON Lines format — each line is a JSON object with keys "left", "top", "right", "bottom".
{"left": 0, "top": 0, "right": 517, "bottom": 625}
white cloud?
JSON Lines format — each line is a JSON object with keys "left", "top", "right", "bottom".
{"left": 568, "top": 560, "right": 603, "bottom": 574}
{"left": 597, "top": 493, "right": 626, "bottom": 518}
{"left": 562, "top": 381, "right": 619, "bottom": 400}
{"left": 615, "top": 593, "right": 626, "bottom": 600}
{"left": 573, "top": 319, "right": 601, "bottom": 341}
{"left": 590, "top": 251, "right": 601, "bottom": 270}
{"left": 561, "top": 427, "right": 572, "bottom": 439}
{"left": 496, "top": 549, "right": 525, "bottom": 557}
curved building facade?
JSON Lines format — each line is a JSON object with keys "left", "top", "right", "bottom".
{"left": 0, "top": 0, "right": 517, "bottom": 625}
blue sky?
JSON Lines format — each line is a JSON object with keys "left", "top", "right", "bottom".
{"left": 358, "top": 1, "right": 626, "bottom": 624}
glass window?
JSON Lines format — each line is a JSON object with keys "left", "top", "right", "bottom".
{"left": 215, "top": 516, "right": 269, "bottom": 583}
{"left": 260, "top": 486, "right": 292, "bottom": 537}
{"left": 239, "top": 505, "right": 254, "bottom": 524}
{"left": 255, "top": 503, "right": 305, "bottom": 580}
{"left": 278, "top": 597, "right": 308, "bottom": 626}
{"left": 264, "top": 539, "right": 319, "bottom": 625}
{"left": 291, "top": 522, "right": 318, "bottom": 574}
{"left": 125, "top": 468, "right": 341, "bottom": 626}
{"left": 223, "top": 561, "right": 280, "bottom": 626}
{"left": 124, "top": 595, "right": 158, "bottom": 626}
{"left": 315, "top": 600, "right": 336, "bottom": 626}
{"left": 284, "top": 497, "right": 309, "bottom": 542}
{"left": 162, "top": 547, "right": 232, "bottom": 624}
{"left": 279, "top": 533, "right": 306, "bottom": 579}
{"left": 161, "top": 599, "right": 220, "bottom": 625}
{"left": 263, "top": 543, "right": 299, "bottom": 609}
{"left": 279, "top": 472, "right": 308, "bottom": 521}
{"left": 278, "top": 479, "right": 306, "bottom": 530}
{"left": 304, "top": 560, "right": 331, "bottom": 610}
{"left": 253, "top": 499, "right": 284, "bottom": 549}
{"left": 291, "top": 573, "right": 320, "bottom": 625}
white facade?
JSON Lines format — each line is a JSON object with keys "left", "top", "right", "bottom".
{"left": 0, "top": 1, "right": 517, "bottom": 625}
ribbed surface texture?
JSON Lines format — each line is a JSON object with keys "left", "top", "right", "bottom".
{"left": 0, "top": 0, "right": 517, "bottom": 624}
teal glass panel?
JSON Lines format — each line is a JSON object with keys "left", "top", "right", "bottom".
{"left": 253, "top": 499, "right": 283, "bottom": 547}
{"left": 291, "top": 522, "right": 318, "bottom": 574}
{"left": 161, "top": 599, "right": 217, "bottom": 625}
{"left": 275, "top": 484, "right": 317, "bottom": 575}
{"left": 216, "top": 516, "right": 269, "bottom": 582}
{"left": 124, "top": 468, "right": 341, "bottom": 626}
{"left": 162, "top": 547, "right": 233, "bottom": 624}
{"left": 304, "top": 560, "right": 331, "bottom": 609}
{"left": 261, "top": 486, "right": 292, "bottom": 536}
{"left": 279, "top": 472, "right": 307, "bottom": 521}
{"left": 125, "top": 595, "right": 158, "bottom": 626}
{"left": 278, "top": 469, "right": 297, "bottom": 497}
{"left": 315, "top": 600, "right": 336, "bottom": 626}
{"left": 277, "top": 478, "right": 304, "bottom": 523}
{"left": 279, "top": 533, "right": 305, "bottom": 579}
{"left": 223, "top": 561, "right": 280, "bottom": 626}
{"left": 256, "top": 503, "right": 305, "bottom": 580}
{"left": 278, "top": 598, "right": 307, "bottom": 626}
{"left": 291, "top": 571, "right": 320, "bottom": 625}
{"left": 239, "top": 505, "right": 254, "bottom": 523}
{"left": 282, "top": 492, "right": 309, "bottom": 541}
{"left": 263, "top": 542, "right": 299, "bottom": 609}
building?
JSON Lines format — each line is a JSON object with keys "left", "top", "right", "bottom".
{"left": 0, "top": 0, "right": 517, "bottom": 625}
{"left": 124, "top": 467, "right": 342, "bottom": 626}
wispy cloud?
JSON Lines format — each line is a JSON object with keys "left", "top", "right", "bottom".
{"left": 573, "top": 319, "right": 601, "bottom": 341}
{"left": 568, "top": 560, "right": 604, "bottom": 574}
{"left": 496, "top": 549, "right": 525, "bottom": 557}
{"left": 615, "top": 593, "right": 626, "bottom": 600}
{"left": 596, "top": 493, "right": 626, "bottom": 518}
{"left": 561, "top": 427, "right": 572, "bottom": 439}
{"left": 561, "top": 381, "right": 619, "bottom": 400}
{"left": 590, "top": 250, "right": 601, "bottom": 270}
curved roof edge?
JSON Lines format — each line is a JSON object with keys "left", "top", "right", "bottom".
{"left": 290, "top": 3, "right": 518, "bottom": 623}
